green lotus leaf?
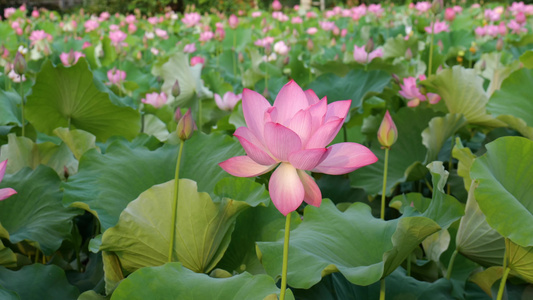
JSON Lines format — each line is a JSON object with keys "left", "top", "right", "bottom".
{"left": 25, "top": 58, "right": 140, "bottom": 141}
{"left": 0, "top": 166, "right": 82, "bottom": 255}
{"left": 422, "top": 66, "right": 505, "bottom": 127}
{"left": 0, "top": 262, "right": 79, "bottom": 299}
{"left": 0, "top": 90, "right": 21, "bottom": 126}
{"left": 422, "top": 113, "right": 467, "bottom": 164}
{"left": 470, "top": 137, "right": 533, "bottom": 247}
{"left": 54, "top": 127, "right": 98, "bottom": 160}
{"left": 0, "top": 240, "right": 16, "bottom": 268}
{"left": 111, "top": 262, "right": 292, "bottom": 300}
{"left": 257, "top": 199, "right": 441, "bottom": 288}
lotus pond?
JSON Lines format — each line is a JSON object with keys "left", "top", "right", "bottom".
{"left": 0, "top": 1, "right": 533, "bottom": 299}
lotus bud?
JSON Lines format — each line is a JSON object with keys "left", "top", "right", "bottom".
{"left": 238, "top": 52, "right": 244, "bottom": 63}
{"left": 176, "top": 109, "right": 196, "bottom": 141}
{"left": 391, "top": 73, "right": 400, "bottom": 85}
{"left": 307, "top": 38, "right": 314, "bottom": 51}
{"left": 496, "top": 38, "right": 504, "bottom": 51}
{"left": 377, "top": 110, "right": 398, "bottom": 149}
{"left": 431, "top": 0, "right": 443, "bottom": 15}
{"left": 405, "top": 48, "right": 413, "bottom": 61}
{"left": 171, "top": 80, "right": 181, "bottom": 98}
{"left": 174, "top": 107, "right": 183, "bottom": 123}
{"left": 365, "top": 38, "right": 374, "bottom": 53}
{"left": 14, "top": 52, "right": 26, "bottom": 76}
{"left": 341, "top": 43, "right": 346, "bottom": 52}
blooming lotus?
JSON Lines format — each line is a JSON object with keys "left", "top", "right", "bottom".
{"left": 219, "top": 81, "right": 378, "bottom": 215}
{"left": 155, "top": 28, "right": 169, "bottom": 40}
{"left": 84, "top": 19, "right": 99, "bottom": 32}
{"left": 228, "top": 14, "right": 239, "bottom": 29}
{"left": 353, "top": 45, "right": 383, "bottom": 64}
{"left": 107, "top": 68, "right": 126, "bottom": 85}
{"left": 109, "top": 30, "right": 127, "bottom": 46}
{"left": 0, "top": 160, "right": 17, "bottom": 201}
{"left": 183, "top": 43, "right": 196, "bottom": 53}
{"left": 272, "top": 0, "right": 282, "bottom": 11}
{"left": 424, "top": 21, "right": 450, "bottom": 34}
{"left": 273, "top": 41, "right": 290, "bottom": 55}
{"left": 190, "top": 56, "right": 205, "bottom": 66}
{"left": 60, "top": 50, "right": 85, "bottom": 66}
{"left": 399, "top": 75, "right": 440, "bottom": 107}
{"left": 182, "top": 13, "right": 201, "bottom": 27}
{"left": 214, "top": 92, "right": 242, "bottom": 111}
{"left": 142, "top": 92, "right": 167, "bottom": 108}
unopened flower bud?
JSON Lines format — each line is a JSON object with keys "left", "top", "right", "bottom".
{"left": 377, "top": 110, "right": 398, "bottom": 148}
{"left": 431, "top": 0, "right": 443, "bottom": 15}
{"left": 496, "top": 38, "right": 504, "bottom": 51}
{"left": 391, "top": 73, "right": 400, "bottom": 85}
{"left": 14, "top": 52, "right": 26, "bottom": 75}
{"left": 238, "top": 52, "right": 244, "bottom": 63}
{"left": 405, "top": 48, "right": 413, "bottom": 61}
{"left": 171, "top": 80, "right": 181, "bottom": 98}
{"left": 176, "top": 109, "right": 196, "bottom": 141}
{"left": 174, "top": 107, "right": 183, "bottom": 123}
{"left": 365, "top": 38, "right": 374, "bottom": 53}
{"left": 341, "top": 43, "right": 346, "bottom": 52}
{"left": 307, "top": 38, "right": 314, "bottom": 51}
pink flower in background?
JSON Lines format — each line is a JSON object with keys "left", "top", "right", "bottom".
{"left": 272, "top": 0, "right": 282, "bottom": 11}
{"left": 353, "top": 45, "right": 383, "bottom": 64}
{"left": 84, "top": 19, "right": 99, "bottom": 32}
{"left": 426, "top": 93, "right": 441, "bottom": 105}
{"left": 109, "top": 24, "right": 119, "bottom": 31}
{"left": 29, "top": 30, "right": 52, "bottom": 43}
{"left": 219, "top": 80, "right": 378, "bottom": 216}
{"left": 274, "top": 41, "right": 290, "bottom": 55}
{"left": 415, "top": 1, "right": 431, "bottom": 13}
{"left": 319, "top": 21, "right": 336, "bottom": 31}
{"left": 399, "top": 76, "right": 426, "bottom": 107}
{"left": 4, "top": 8, "right": 16, "bottom": 19}
{"left": 444, "top": 8, "right": 456, "bottom": 21}
{"left": 107, "top": 68, "right": 126, "bottom": 85}
{"left": 215, "top": 26, "right": 225, "bottom": 41}
{"left": 516, "top": 12, "right": 526, "bottom": 24}
{"left": 0, "top": 160, "right": 17, "bottom": 201}
{"left": 307, "top": 27, "right": 318, "bottom": 35}
{"left": 99, "top": 11, "right": 110, "bottom": 22}
{"left": 155, "top": 28, "right": 169, "bottom": 39}
{"left": 182, "top": 13, "right": 201, "bottom": 27}
{"left": 425, "top": 21, "right": 449, "bottom": 34}
{"left": 306, "top": 11, "right": 317, "bottom": 18}
{"left": 82, "top": 41, "right": 92, "bottom": 49}
{"left": 190, "top": 56, "right": 205, "bottom": 66}
{"left": 183, "top": 43, "right": 196, "bottom": 53}
{"left": 453, "top": 5, "right": 462, "bottom": 13}
{"left": 485, "top": 8, "right": 502, "bottom": 22}
{"left": 32, "top": 10, "right": 40, "bottom": 18}
{"left": 151, "top": 47, "right": 159, "bottom": 56}
{"left": 128, "top": 23, "right": 137, "bottom": 33}
{"left": 251, "top": 11, "right": 262, "bottom": 18}
{"left": 272, "top": 11, "right": 289, "bottom": 22}
{"left": 142, "top": 92, "right": 167, "bottom": 108}
{"left": 475, "top": 26, "right": 486, "bottom": 36}
{"left": 341, "top": 29, "right": 348, "bottom": 37}
{"left": 199, "top": 31, "right": 214, "bottom": 42}
{"left": 214, "top": 92, "right": 242, "bottom": 111}
{"left": 291, "top": 16, "right": 302, "bottom": 24}
{"left": 109, "top": 30, "right": 127, "bottom": 46}
{"left": 254, "top": 37, "right": 275, "bottom": 47}
{"left": 229, "top": 14, "right": 239, "bottom": 29}
{"left": 508, "top": 20, "right": 528, "bottom": 34}
{"left": 60, "top": 50, "right": 85, "bottom": 66}
{"left": 368, "top": 4, "right": 384, "bottom": 16}
{"left": 125, "top": 14, "right": 136, "bottom": 24}
{"left": 148, "top": 16, "right": 159, "bottom": 25}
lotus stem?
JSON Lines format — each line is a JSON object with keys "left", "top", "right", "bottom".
{"left": 497, "top": 267, "right": 511, "bottom": 300}
{"left": 20, "top": 81, "right": 25, "bottom": 137}
{"left": 446, "top": 249, "right": 458, "bottom": 280}
{"left": 233, "top": 31, "right": 237, "bottom": 76}
{"left": 407, "top": 254, "right": 411, "bottom": 276}
{"left": 381, "top": 147, "right": 390, "bottom": 220}
{"left": 168, "top": 139, "right": 185, "bottom": 262}
{"left": 447, "top": 136, "right": 455, "bottom": 194}
{"left": 380, "top": 278, "right": 386, "bottom": 300}
{"left": 428, "top": 15, "right": 436, "bottom": 77}
{"left": 280, "top": 213, "right": 292, "bottom": 300}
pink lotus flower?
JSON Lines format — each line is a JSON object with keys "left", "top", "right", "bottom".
{"left": 32, "top": 10, "right": 39, "bottom": 18}
{"left": 4, "top": 8, "right": 16, "bottom": 19}
{"left": 291, "top": 16, "right": 302, "bottom": 24}
{"left": 273, "top": 41, "right": 290, "bottom": 55}
{"left": 306, "top": 27, "right": 318, "bottom": 35}
{"left": 444, "top": 8, "right": 456, "bottom": 21}
{"left": 142, "top": 92, "right": 167, "bottom": 108}
{"left": 190, "top": 56, "right": 205, "bottom": 66}
{"left": 183, "top": 43, "right": 196, "bottom": 53}
{"left": 272, "top": 0, "right": 282, "bottom": 11}
{"left": 228, "top": 14, "right": 239, "bottom": 29}
{"left": 0, "top": 160, "right": 17, "bottom": 201}
{"left": 219, "top": 80, "right": 378, "bottom": 216}
{"left": 155, "top": 28, "right": 169, "bottom": 40}
{"left": 415, "top": 1, "right": 431, "bottom": 13}
{"left": 368, "top": 4, "right": 384, "bottom": 16}
{"left": 125, "top": 15, "right": 136, "bottom": 24}
{"left": 516, "top": 12, "right": 527, "bottom": 25}
{"left": 182, "top": 13, "right": 201, "bottom": 27}
{"left": 251, "top": 11, "right": 262, "bottom": 18}
{"left": 475, "top": 26, "right": 486, "bottom": 37}
{"left": 84, "top": 19, "right": 99, "bottom": 32}
{"left": 508, "top": 20, "right": 528, "bottom": 34}
{"left": 99, "top": 11, "right": 110, "bottom": 22}
{"left": 148, "top": 16, "right": 159, "bottom": 25}
{"left": 353, "top": 45, "right": 383, "bottom": 64}
{"left": 128, "top": 23, "right": 137, "bottom": 34}
{"left": 377, "top": 111, "right": 398, "bottom": 148}
{"left": 319, "top": 21, "right": 336, "bottom": 31}
{"left": 425, "top": 21, "right": 449, "bottom": 34}
{"left": 199, "top": 31, "right": 214, "bottom": 42}
{"left": 109, "top": 30, "right": 127, "bottom": 46}
{"left": 107, "top": 68, "right": 126, "bottom": 85}
{"left": 60, "top": 50, "right": 85, "bottom": 66}
{"left": 399, "top": 76, "right": 426, "bottom": 106}
{"left": 29, "top": 30, "right": 52, "bottom": 43}
{"left": 214, "top": 92, "right": 242, "bottom": 111}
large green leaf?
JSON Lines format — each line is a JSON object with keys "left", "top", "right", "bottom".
{"left": 151, "top": 52, "right": 213, "bottom": 107}
{"left": 25, "top": 58, "right": 140, "bottom": 141}
{"left": 111, "top": 262, "right": 292, "bottom": 300}
{"left": 307, "top": 69, "right": 390, "bottom": 108}
{"left": 351, "top": 107, "right": 440, "bottom": 196}
{"left": 487, "top": 68, "right": 533, "bottom": 131}
{"left": 422, "top": 66, "right": 505, "bottom": 127}
{"left": 421, "top": 113, "right": 467, "bottom": 164}
{"left": 456, "top": 181, "right": 505, "bottom": 267}
{"left": 0, "top": 90, "right": 21, "bottom": 126}
{"left": 101, "top": 179, "right": 265, "bottom": 274}
{"left": 507, "top": 239, "right": 533, "bottom": 283}
{"left": 0, "top": 241, "right": 16, "bottom": 268}
{"left": 53, "top": 127, "right": 98, "bottom": 160}
{"left": 0, "top": 166, "right": 81, "bottom": 255}
{"left": 257, "top": 199, "right": 441, "bottom": 288}
{"left": 0, "top": 264, "right": 79, "bottom": 299}
{"left": 452, "top": 138, "right": 476, "bottom": 191}
{"left": 0, "top": 133, "right": 77, "bottom": 179}
{"left": 62, "top": 132, "right": 244, "bottom": 231}
{"left": 470, "top": 137, "right": 533, "bottom": 247}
